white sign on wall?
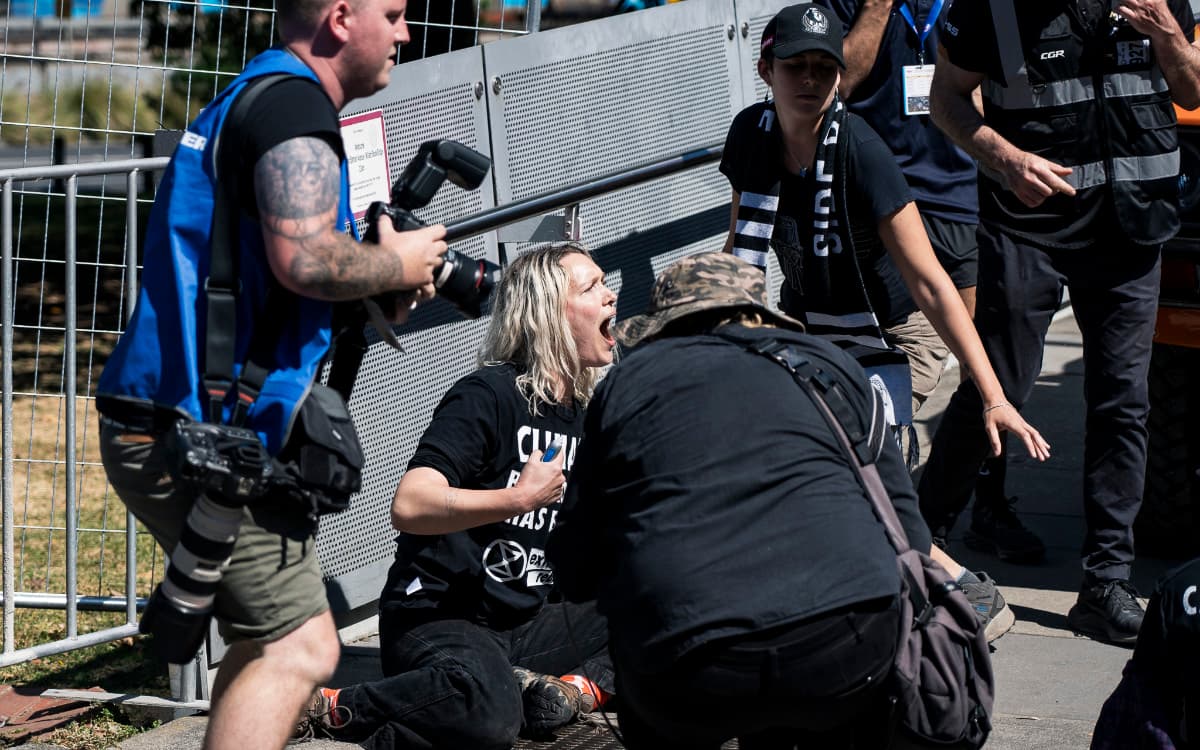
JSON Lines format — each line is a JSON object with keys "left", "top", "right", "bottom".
{"left": 340, "top": 110, "right": 391, "bottom": 219}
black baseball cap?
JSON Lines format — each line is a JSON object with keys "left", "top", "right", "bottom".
{"left": 761, "top": 3, "right": 846, "bottom": 69}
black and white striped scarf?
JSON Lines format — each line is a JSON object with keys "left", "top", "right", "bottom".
{"left": 729, "top": 97, "right": 916, "bottom": 443}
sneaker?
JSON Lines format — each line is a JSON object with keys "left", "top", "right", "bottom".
{"left": 560, "top": 674, "right": 609, "bottom": 712}
{"left": 964, "top": 497, "right": 1046, "bottom": 563}
{"left": 292, "top": 687, "right": 349, "bottom": 740}
{"left": 512, "top": 666, "right": 586, "bottom": 735}
{"left": 1067, "top": 579, "right": 1145, "bottom": 645}
{"left": 958, "top": 571, "right": 1016, "bottom": 643}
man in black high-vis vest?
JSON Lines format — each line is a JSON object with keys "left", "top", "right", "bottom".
{"left": 921, "top": 0, "right": 1200, "bottom": 645}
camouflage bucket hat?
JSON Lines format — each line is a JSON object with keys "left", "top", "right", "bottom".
{"left": 613, "top": 252, "right": 805, "bottom": 348}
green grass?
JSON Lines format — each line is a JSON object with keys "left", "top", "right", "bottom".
{"left": 1, "top": 185, "right": 172, "bottom": 736}
{"left": 36, "top": 706, "right": 153, "bottom": 750}
{"left": 2, "top": 393, "right": 168, "bottom": 677}
{"left": 0, "top": 76, "right": 204, "bottom": 147}
{"left": 0, "top": 392, "right": 172, "bottom": 745}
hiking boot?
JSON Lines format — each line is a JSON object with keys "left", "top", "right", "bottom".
{"left": 958, "top": 571, "right": 1016, "bottom": 643}
{"left": 292, "top": 687, "right": 349, "bottom": 741}
{"left": 1067, "top": 579, "right": 1144, "bottom": 646}
{"left": 512, "top": 666, "right": 587, "bottom": 735}
{"left": 964, "top": 497, "right": 1046, "bottom": 563}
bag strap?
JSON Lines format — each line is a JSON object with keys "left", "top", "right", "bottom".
{"left": 202, "top": 73, "right": 292, "bottom": 425}
{"left": 716, "top": 333, "right": 912, "bottom": 554}
{"left": 718, "top": 332, "right": 951, "bottom": 633}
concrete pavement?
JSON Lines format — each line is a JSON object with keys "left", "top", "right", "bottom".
{"left": 111, "top": 311, "right": 1180, "bottom": 749}
{"left": 915, "top": 311, "right": 1178, "bottom": 750}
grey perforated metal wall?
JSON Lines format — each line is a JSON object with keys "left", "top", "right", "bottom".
{"left": 317, "top": 48, "right": 497, "bottom": 609}
{"left": 735, "top": 0, "right": 799, "bottom": 106}
{"left": 485, "top": 0, "right": 741, "bottom": 324}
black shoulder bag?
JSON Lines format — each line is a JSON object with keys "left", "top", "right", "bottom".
{"left": 721, "top": 333, "right": 995, "bottom": 749}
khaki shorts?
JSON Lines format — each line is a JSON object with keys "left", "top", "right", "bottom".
{"left": 883, "top": 310, "right": 951, "bottom": 417}
{"left": 99, "top": 421, "right": 329, "bottom": 643}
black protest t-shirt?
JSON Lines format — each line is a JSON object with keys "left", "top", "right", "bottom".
{"left": 721, "top": 111, "right": 916, "bottom": 326}
{"left": 379, "top": 363, "right": 585, "bottom": 627}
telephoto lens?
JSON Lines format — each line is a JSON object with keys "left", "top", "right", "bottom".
{"left": 139, "top": 493, "right": 244, "bottom": 664}
{"left": 434, "top": 249, "right": 502, "bottom": 318}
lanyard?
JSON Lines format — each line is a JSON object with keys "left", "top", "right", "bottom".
{"left": 897, "top": 0, "right": 946, "bottom": 65}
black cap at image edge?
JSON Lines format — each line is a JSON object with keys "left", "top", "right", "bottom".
{"left": 762, "top": 3, "right": 846, "bottom": 69}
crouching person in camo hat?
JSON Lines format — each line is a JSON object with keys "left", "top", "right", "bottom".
{"left": 548, "top": 251, "right": 934, "bottom": 749}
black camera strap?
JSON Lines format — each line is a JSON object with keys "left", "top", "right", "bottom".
{"left": 202, "top": 73, "right": 295, "bottom": 425}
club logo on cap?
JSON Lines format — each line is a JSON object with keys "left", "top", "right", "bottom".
{"left": 802, "top": 6, "right": 829, "bottom": 33}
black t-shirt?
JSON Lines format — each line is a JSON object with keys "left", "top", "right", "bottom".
{"left": 818, "top": 0, "right": 979, "bottom": 224}
{"left": 217, "top": 77, "right": 344, "bottom": 221}
{"left": 548, "top": 325, "right": 931, "bottom": 672}
{"left": 379, "top": 363, "right": 586, "bottom": 629}
{"left": 721, "top": 112, "right": 917, "bottom": 326}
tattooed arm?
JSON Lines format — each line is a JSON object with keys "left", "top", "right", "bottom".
{"left": 254, "top": 135, "right": 447, "bottom": 301}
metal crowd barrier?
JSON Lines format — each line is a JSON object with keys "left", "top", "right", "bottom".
{"left": 1, "top": 157, "right": 167, "bottom": 668}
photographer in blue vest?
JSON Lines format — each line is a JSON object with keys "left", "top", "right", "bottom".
{"left": 95, "top": 0, "right": 447, "bottom": 747}
{"left": 920, "top": 0, "right": 1200, "bottom": 645}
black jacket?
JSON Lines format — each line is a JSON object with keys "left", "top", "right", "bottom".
{"left": 548, "top": 325, "right": 931, "bottom": 673}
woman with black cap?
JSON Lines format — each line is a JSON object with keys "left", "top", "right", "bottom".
{"left": 722, "top": 2, "right": 1048, "bottom": 469}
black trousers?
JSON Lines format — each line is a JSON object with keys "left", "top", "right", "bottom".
{"left": 334, "top": 600, "right": 612, "bottom": 750}
{"left": 614, "top": 597, "right": 900, "bottom": 750}
{"left": 918, "top": 225, "right": 1161, "bottom": 582}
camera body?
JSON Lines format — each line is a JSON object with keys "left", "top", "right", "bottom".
{"left": 164, "top": 420, "right": 275, "bottom": 503}
{"left": 140, "top": 420, "right": 276, "bottom": 664}
{"left": 365, "top": 140, "right": 501, "bottom": 319}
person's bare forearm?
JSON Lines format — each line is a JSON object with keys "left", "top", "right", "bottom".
{"left": 1117, "top": 0, "right": 1200, "bottom": 108}
{"left": 1158, "top": 48, "right": 1200, "bottom": 108}
{"left": 255, "top": 139, "right": 406, "bottom": 299}
{"left": 930, "top": 78, "right": 1017, "bottom": 175}
{"left": 255, "top": 136, "right": 443, "bottom": 300}
{"left": 391, "top": 478, "right": 532, "bottom": 535}
{"left": 392, "top": 458, "right": 565, "bottom": 535}
{"left": 839, "top": 0, "right": 893, "bottom": 96}
{"left": 914, "top": 278, "right": 1008, "bottom": 407}
{"left": 1149, "top": 28, "right": 1200, "bottom": 108}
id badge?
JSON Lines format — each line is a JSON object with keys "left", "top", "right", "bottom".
{"left": 902, "top": 65, "right": 935, "bottom": 116}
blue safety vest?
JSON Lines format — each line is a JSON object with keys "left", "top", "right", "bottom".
{"left": 97, "top": 48, "right": 356, "bottom": 454}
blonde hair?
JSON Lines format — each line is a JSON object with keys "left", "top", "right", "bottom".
{"left": 480, "top": 243, "right": 603, "bottom": 414}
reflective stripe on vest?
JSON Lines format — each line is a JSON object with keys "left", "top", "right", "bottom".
{"left": 980, "top": 150, "right": 1180, "bottom": 189}
{"left": 982, "top": 69, "right": 1169, "bottom": 109}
